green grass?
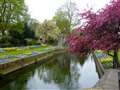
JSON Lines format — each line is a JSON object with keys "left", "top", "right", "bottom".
{"left": 0, "top": 45, "right": 57, "bottom": 61}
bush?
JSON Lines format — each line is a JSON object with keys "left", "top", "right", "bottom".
{"left": 26, "top": 39, "right": 37, "bottom": 45}
{"left": 0, "top": 36, "right": 12, "bottom": 47}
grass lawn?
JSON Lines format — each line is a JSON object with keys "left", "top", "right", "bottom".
{"left": 0, "top": 44, "right": 57, "bottom": 61}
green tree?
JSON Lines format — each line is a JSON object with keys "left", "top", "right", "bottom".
{"left": 53, "top": 1, "right": 79, "bottom": 46}
{"left": 55, "top": 1, "right": 79, "bottom": 31}
{"left": 0, "top": 0, "right": 28, "bottom": 35}
{"left": 53, "top": 11, "right": 71, "bottom": 36}
{"left": 28, "top": 19, "right": 40, "bottom": 37}
{"left": 36, "top": 20, "right": 60, "bottom": 44}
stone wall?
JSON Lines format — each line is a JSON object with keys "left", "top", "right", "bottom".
{"left": 92, "top": 52, "right": 105, "bottom": 78}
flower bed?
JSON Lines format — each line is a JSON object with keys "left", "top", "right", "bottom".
{"left": 95, "top": 50, "right": 113, "bottom": 69}
{"left": 0, "top": 45, "right": 57, "bottom": 62}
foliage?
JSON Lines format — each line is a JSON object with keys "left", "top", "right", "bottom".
{"left": 28, "top": 19, "right": 40, "bottom": 37}
{"left": 0, "top": 0, "right": 36, "bottom": 47}
{"left": 53, "top": 11, "right": 71, "bottom": 36}
{"left": 68, "top": 0, "right": 120, "bottom": 52}
{"left": 26, "top": 39, "right": 37, "bottom": 45}
{"left": 80, "top": 1, "right": 120, "bottom": 51}
{"left": 0, "top": 35, "right": 11, "bottom": 47}
{"left": 55, "top": 1, "right": 80, "bottom": 31}
{"left": 36, "top": 20, "right": 61, "bottom": 44}
{"left": 0, "top": 0, "right": 28, "bottom": 34}
{"left": 23, "top": 22, "right": 35, "bottom": 39}
{"left": 67, "top": 29, "right": 90, "bottom": 55}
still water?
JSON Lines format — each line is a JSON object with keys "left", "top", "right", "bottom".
{"left": 0, "top": 53, "right": 99, "bottom": 90}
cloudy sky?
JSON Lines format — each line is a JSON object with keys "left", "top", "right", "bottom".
{"left": 25, "top": 0, "right": 111, "bottom": 22}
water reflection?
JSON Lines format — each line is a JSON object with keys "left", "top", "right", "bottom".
{"left": 0, "top": 53, "right": 99, "bottom": 90}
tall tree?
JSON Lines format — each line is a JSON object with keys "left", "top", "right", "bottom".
{"left": 53, "top": 1, "right": 79, "bottom": 46}
{"left": 56, "top": 1, "right": 80, "bottom": 31}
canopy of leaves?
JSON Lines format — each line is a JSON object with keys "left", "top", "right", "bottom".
{"left": 0, "top": 0, "right": 28, "bottom": 33}
{"left": 53, "top": 2, "right": 80, "bottom": 36}
{"left": 36, "top": 20, "right": 61, "bottom": 43}
{"left": 53, "top": 11, "right": 70, "bottom": 36}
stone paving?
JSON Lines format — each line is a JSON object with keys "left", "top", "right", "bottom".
{"left": 87, "top": 53, "right": 120, "bottom": 90}
{"left": 92, "top": 69, "right": 119, "bottom": 90}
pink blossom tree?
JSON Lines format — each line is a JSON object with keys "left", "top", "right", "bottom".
{"left": 68, "top": 0, "right": 120, "bottom": 68}
{"left": 67, "top": 28, "right": 90, "bottom": 56}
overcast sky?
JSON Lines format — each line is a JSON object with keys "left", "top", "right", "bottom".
{"left": 25, "top": 0, "right": 111, "bottom": 22}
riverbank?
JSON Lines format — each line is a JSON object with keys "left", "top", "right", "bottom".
{"left": 0, "top": 48, "right": 66, "bottom": 75}
{"left": 0, "top": 45, "right": 57, "bottom": 61}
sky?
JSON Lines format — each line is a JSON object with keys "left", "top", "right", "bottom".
{"left": 25, "top": 0, "right": 111, "bottom": 22}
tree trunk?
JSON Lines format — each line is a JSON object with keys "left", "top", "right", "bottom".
{"left": 113, "top": 48, "right": 119, "bottom": 68}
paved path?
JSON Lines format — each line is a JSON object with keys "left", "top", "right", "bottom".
{"left": 91, "top": 69, "right": 119, "bottom": 90}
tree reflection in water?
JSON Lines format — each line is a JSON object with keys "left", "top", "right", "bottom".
{"left": 36, "top": 53, "right": 86, "bottom": 90}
